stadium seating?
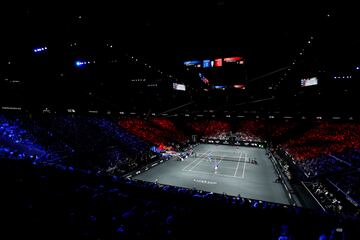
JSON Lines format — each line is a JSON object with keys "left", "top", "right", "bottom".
{"left": 2, "top": 114, "right": 360, "bottom": 238}
{"left": 2, "top": 157, "right": 357, "bottom": 240}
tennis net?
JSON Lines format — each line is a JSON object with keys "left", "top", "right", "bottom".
{"left": 192, "top": 153, "right": 254, "bottom": 163}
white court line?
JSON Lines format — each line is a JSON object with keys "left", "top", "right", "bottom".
{"left": 182, "top": 150, "right": 209, "bottom": 171}
{"left": 188, "top": 150, "right": 213, "bottom": 171}
{"left": 241, "top": 153, "right": 247, "bottom": 178}
{"left": 188, "top": 158, "right": 204, "bottom": 171}
{"left": 182, "top": 158, "right": 199, "bottom": 171}
{"left": 234, "top": 152, "right": 243, "bottom": 176}
{"left": 195, "top": 162, "right": 238, "bottom": 170}
{"left": 185, "top": 168, "right": 244, "bottom": 179}
{"left": 216, "top": 156, "right": 224, "bottom": 168}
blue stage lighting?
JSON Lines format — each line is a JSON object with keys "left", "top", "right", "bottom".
{"left": 75, "top": 61, "right": 83, "bottom": 67}
{"left": 33, "top": 46, "right": 48, "bottom": 53}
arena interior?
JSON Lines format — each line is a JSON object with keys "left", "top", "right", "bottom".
{"left": 1, "top": 2, "right": 360, "bottom": 239}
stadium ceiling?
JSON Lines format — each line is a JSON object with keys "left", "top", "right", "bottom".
{"left": 0, "top": 2, "right": 359, "bottom": 112}
{"left": 1, "top": 2, "right": 357, "bottom": 72}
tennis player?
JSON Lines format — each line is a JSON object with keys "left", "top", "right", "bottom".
{"left": 214, "top": 161, "right": 219, "bottom": 173}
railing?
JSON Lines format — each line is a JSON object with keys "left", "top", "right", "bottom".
{"left": 199, "top": 138, "right": 266, "bottom": 148}
{"left": 326, "top": 178, "right": 359, "bottom": 208}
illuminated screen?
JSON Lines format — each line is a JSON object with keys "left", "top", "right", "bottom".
{"left": 173, "top": 83, "right": 186, "bottom": 91}
{"left": 214, "top": 58, "right": 222, "bottom": 67}
{"left": 184, "top": 57, "right": 246, "bottom": 90}
{"left": 301, "top": 77, "right": 318, "bottom": 87}
{"left": 233, "top": 84, "right": 246, "bottom": 89}
{"left": 223, "top": 57, "right": 244, "bottom": 64}
{"left": 185, "top": 57, "right": 244, "bottom": 68}
{"left": 213, "top": 85, "right": 226, "bottom": 90}
{"left": 203, "top": 60, "right": 211, "bottom": 68}
{"left": 184, "top": 60, "right": 201, "bottom": 66}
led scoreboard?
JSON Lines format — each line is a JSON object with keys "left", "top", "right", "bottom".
{"left": 184, "top": 56, "right": 246, "bottom": 90}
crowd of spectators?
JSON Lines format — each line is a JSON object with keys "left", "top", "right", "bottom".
{"left": 2, "top": 113, "right": 360, "bottom": 238}
{"left": 267, "top": 120, "right": 298, "bottom": 139}
{"left": 274, "top": 145, "right": 360, "bottom": 217}
{"left": 38, "top": 115, "right": 155, "bottom": 173}
{"left": 272, "top": 122, "right": 360, "bottom": 216}
{"left": 183, "top": 119, "right": 304, "bottom": 143}
{"left": 187, "top": 119, "right": 266, "bottom": 142}
{"left": 150, "top": 118, "right": 188, "bottom": 141}
{"left": 5, "top": 114, "right": 360, "bottom": 178}
{"left": 119, "top": 118, "right": 187, "bottom": 145}
{"left": 234, "top": 131, "right": 263, "bottom": 142}
{"left": 235, "top": 120, "right": 265, "bottom": 141}
{"left": 281, "top": 122, "right": 360, "bottom": 161}
{"left": 2, "top": 157, "right": 357, "bottom": 240}
{"left": 0, "top": 114, "right": 158, "bottom": 175}
{"left": 89, "top": 117, "right": 155, "bottom": 172}
{"left": 306, "top": 182, "right": 345, "bottom": 215}
{"left": 1, "top": 114, "right": 48, "bottom": 160}
{"left": 296, "top": 155, "right": 351, "bottom": 178}
{"left": 329, "top": 173, "right": 360, "bottom": 206}
{"left": 332, "top": 148, "right": 360, "bottom": 167}
{"left": 188, "top": 120, "right": 231, "bottom": 138}
{"left": 269, "top": 149, "right": 293, "bottom": 181}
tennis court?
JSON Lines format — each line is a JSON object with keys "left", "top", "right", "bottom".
{"left": 133, "top": 144, "right": 292, "bottom": 205}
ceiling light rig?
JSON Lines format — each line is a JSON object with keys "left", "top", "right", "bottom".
{"left": 33, "top": 46, "right": 48, "bottom": 53}
{"left": 277, "top": 9, "right": 336, "bottom": 87}
{"left": 125, "top": 54, "right": 180, "bottom": 81}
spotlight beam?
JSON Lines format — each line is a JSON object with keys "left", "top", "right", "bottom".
{"left": 247, "top": 65, "right": 292, "bottom": 83}
{"left": 234, "top": 97, "right": 275, "bottom": 106}
{"left": 159, "top": 101, "right": 194, "bottom": 115}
